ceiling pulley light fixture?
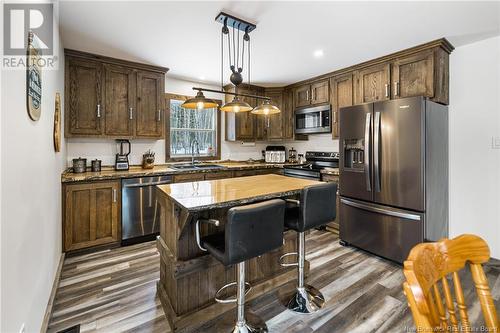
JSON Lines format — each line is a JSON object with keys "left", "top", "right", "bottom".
{"left": 183, "top": 12, "right": 280, "bottom": 114}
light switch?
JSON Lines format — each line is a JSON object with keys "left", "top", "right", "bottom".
{"left": 492, "top": 136, "right": 500, "bottom": 149}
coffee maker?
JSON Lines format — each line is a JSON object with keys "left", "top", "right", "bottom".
{"left": 115, "top": 139, "right": 131, "bottom": 170}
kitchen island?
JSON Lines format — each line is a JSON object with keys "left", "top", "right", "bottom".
{"left": 155, "top": 174, "right": 320, "bottom": 332}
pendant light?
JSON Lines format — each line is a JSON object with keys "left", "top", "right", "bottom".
{"left": 181, "top": 90, "right": 218, "bottom": 110}
{"left": 189, "top": 12, "right": 281, "bottom": 114}
{"left": 251, "top": 99, "right": 280, "bottom": 115}
{"left": 220, "top": 96, "right": 253, "bottom": 112}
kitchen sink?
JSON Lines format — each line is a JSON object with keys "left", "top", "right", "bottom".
{"left": 170, "top": 164, "right": 225, "bottom": 170}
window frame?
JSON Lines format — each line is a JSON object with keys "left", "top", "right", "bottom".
{"left": 165, "top": 93, "right": 222, "bottom": 162}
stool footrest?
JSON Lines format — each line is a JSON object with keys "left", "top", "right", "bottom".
{"left": 214, "top": 281, "right": 252, "bottom": 304}
{"left": 279, "top": 252, "right": 299, "bottom": 267}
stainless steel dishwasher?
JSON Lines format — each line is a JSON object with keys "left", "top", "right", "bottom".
{"left": 122, "top": 175, "right": 172, "bottom": 244}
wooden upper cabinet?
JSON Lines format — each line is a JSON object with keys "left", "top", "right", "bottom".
{"left": 391, "top": 50, "right": 434, "bottom": 100}
{"left": 281, "top": 88, "right": 294, "bottom": 140}
{"left": 136, "top": 71, "right": 164, "bottom": 138}
{"left": 294, "top": 85, "right": 311, "bottom": 108}
{"left": 265, "top": 89, "right": 284, "bottom": 140}
{"left": 354, "top": 63, "right": 391, "bottom": 104}
{"left": 104, "top": 64, "right": 135, "bottom": 137}
{"left": 64, "top": 49, "right": 168, "bottom": 139}
{"left": 65, "top": 57, "right": 104, "bottom": 136}
{"left": 294, "top": 79, "right": 329, "bottom": 109}
{"left": 64, "top": 181, "right": 120, "bottom": 252}
{"left": 331, "top": 73, "right": 354, "bottom": 139}
{"left": 310, "top": 79, "right": 329, "bottom": 105}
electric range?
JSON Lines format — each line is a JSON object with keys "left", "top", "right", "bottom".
{"left": 284, "top": 151, "right": 339, "bottom": 180}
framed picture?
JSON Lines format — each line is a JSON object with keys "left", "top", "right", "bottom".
{"left": 27, "top": 31, "right": 42, "bottom": 121}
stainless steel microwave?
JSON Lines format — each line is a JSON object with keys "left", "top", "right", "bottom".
{"left": 295, "top": 105, "right": 331, "bottom": 134}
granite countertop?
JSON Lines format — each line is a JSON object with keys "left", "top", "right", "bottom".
{"left": 157, "top": 174, "right": 321, "bottom": 212}
{"left": 61, "top": 160, "right": 299, "bottom": 183}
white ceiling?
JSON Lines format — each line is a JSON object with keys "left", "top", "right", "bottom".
{"left": 59, "top": 1, "right": 500, "bottom": 87}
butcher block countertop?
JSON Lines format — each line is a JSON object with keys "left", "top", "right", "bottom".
{"left": 61, "top": 160, "right": 296, "bottom": 183}
{"left": 156, "top": 174, "right": 321, "bottom": 212}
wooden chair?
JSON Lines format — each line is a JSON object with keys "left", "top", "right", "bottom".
{"left": 403, "top": 234, "right": 499, "bottom": 332}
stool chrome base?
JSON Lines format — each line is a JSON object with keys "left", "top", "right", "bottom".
{"left": 232, "top": 321, "right": 267, "bottom": 333}
{"left": 286, "top": 285, "right": 325, "bottom": 314}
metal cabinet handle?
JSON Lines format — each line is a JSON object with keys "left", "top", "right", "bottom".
{"left": 306, "top": 90, "right": 309, "bottom": 101}
{"left": 341, "top": 198, "right": 421, "bottom": 221}
{"left": 364, "top": 112, "right": 371, "bottom": 192}
{"left": 312, "top": 89, "right": 315, "bottom": 101}
{"left": 333, "top": 110, "right": 337, "bottom": 124}
{"left": 157, "top": 110, "right": 161, "bottom": 122}
{"left": 384, "top": 84, "right": 389, "bottom": 98}
{"left": 374, "top": 111, "right": 381, "bottom": 192}
{"left": 113, "top": 189, "right": 117, "bottom": 202}
{"left": 97, "top": 104, "right": 101, "bottom": 118}
{"left": 129, "top": 107, "right": 133, "bottom": 120}
{"left": 394, "top": 82, "right": 399, "bottom": 96}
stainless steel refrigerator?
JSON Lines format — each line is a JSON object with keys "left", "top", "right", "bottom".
{"left": 339, "top": 96, "right": 448, "bottom": 263}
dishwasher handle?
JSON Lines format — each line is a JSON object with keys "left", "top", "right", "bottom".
{"left": 123, "top": 180, "right": 172, "bottom": 188}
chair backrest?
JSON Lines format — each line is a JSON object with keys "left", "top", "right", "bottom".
{"left": 299, "top": 182, "right": 337, "bottom": 231}
{"left": 225, "top": 199, "right": 285, "bottom": 265}
{"left": 403, "top": 234, "right": 499, "bottom": 332}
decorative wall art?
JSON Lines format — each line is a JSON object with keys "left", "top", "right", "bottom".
{"left": 27, "top": 31, "right": 42, "bottom": 121}
{"left": 54, "top": 93, "right": 61, "bottom": 152}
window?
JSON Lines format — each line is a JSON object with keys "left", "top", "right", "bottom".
{"left": 165, "top": 93, "right": 221, "bottom": 161}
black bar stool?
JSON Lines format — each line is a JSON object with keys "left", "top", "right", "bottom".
{"left": 196, "top": 199, "right": 286, "bottom": 333}
{"left": 280, "top": 182, "right": 337, "bottom": 314}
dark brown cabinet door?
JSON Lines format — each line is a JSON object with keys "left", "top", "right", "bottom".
{"left": 311, "top": 79, "right": 329, "bottom": 105}
{"left": 354, "top": 63, "right": 390, "bottom": 104}
{"left": 281, "top": 88, "right": 294, "bottom": 140}
{"left": 136, "top": 71, "right": 164, "bottom": 138}
{"left": 391, "top": 50, "right": 434, "bottom": 99}
{"left": 265, "top": 89, "right": 284, "bottom": 140}
{"left": 64, "top": 181, "right": 120, "bottom": 251}
{"left": 104, "top": 65, "right": 135, "bottom": 137}
{"left": 294, "top": 85, "right": 311, "bottom": 108}
{"left": 331, "top": 74, "right": 354, "bottom": 139}
{"left": 66, "top": 57, "right": 104, "bottom": 136}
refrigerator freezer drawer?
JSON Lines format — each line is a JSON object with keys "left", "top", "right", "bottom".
{"left": 339, "top": 198, "right": 424, "bottom": 263}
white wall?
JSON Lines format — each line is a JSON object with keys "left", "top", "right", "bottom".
{"left": 0, "top": 10, "right": 66, "bottom": 333}
{"left": 66, "top": 77, "right": 339, "bottom": 165}
{"left": 449, "top": 35, "right": 500, "bottom": 259}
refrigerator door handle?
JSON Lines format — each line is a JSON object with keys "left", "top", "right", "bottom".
{"left": 364, "top": 112, "right": 371, "bottom": 191}
{"left": 374, "top": 111, "right": 381, "bottom": 192}
{"left": 341, "top": 198, "right": 421, "bottom": 221}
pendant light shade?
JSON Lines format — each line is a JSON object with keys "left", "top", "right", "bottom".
{"left": 251, "top": 100, "right": 281, "bottom": 115}
{"left": 220, "top": 96, "right": 253, "bottom": 112}
{"left": 181, "top": 91, "right": 218, "bottom": 110}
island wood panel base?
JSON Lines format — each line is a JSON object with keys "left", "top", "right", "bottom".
{"left": 157, "top": 257, "right": 306, "bottom": 333}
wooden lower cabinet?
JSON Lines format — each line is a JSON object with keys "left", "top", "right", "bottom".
{"left": 321, "top": 173, "right": 340, "bottom": 232}
{"left": 63, "top": 181, "right": 121, "bottom": 252}
{"left": 173, "top": 173, "right": 205, "bottom": 183}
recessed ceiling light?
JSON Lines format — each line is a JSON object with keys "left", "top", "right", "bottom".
{"left": 199, "top": 76, "right": 206, "bottom": 81}
{"left": 313, "top": 49, "right": 324, "bottom": 58}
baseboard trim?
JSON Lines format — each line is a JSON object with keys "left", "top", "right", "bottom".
{"left": 40, "top": 252, "right": 65, "bottom": 333}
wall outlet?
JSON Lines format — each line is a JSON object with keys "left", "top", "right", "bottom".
{"left": 19, "top": 323, "right": 25, "bottom": 333}
{"left": 492, "top": 136, "right": 500, "bottom": 149}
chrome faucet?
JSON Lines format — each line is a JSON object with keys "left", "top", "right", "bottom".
{"left": 190, "top": 139, "right": 200, "bottom": 165}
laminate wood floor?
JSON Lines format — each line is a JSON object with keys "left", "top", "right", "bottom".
{"left": 47, "top": 231, "right": 500, "bottom": 333}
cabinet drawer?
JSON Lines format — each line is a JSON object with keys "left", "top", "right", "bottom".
{"left": 173, "top": 173, "right": 205, "bottom": 183}
{"left": 204, "top": 171, "right": 233, "bottom": 180}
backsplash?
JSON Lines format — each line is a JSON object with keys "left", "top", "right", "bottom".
{"left": 66, "top": 134, "right": 339, "bottom": 167}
